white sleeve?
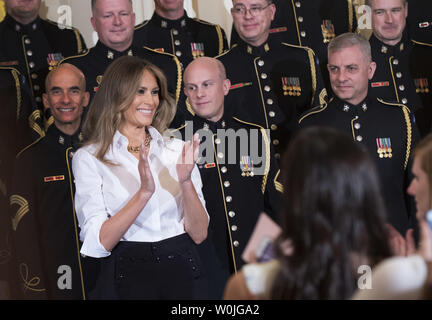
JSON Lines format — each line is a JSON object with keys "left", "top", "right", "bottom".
{"left": 72, "top": 148, "right": 111, "bottom": 258}
{"left": 190, "top": 163, "right": 210, "bottom": 223}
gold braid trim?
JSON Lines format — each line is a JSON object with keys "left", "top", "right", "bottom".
{"left": 65, "top": 148, "right": 86, "bottom": 300}
{"left": 215, "top": 25, "right": 224, "bottom": 55}
{"left": 232, "top": 117, "right": 270, "bottom": 194}
{"left": 298, "top": 98, "right": 330, "bottom": 124}
{"left": 143, "top": 46, "right": 182, "bottom": 105}
{"left": 319, "top": 88, "right": 328, "bottom": 106}
{"left": 10, "top": 195, "right": 29, "bottom": 231}
{"left": 411, "top": 40, "right": 432, "bottom": 47}
{"left": 377, "top": 98, "right": 412, "bottom": 170}
{"left": 348, "top": 0, "right": 354, "bottom": 32}
{"left": 274, "top": 169, "right": 284, "bottom": 193}
{"left": 186, "top": 98, "right": 195, "bottom": 116}
{"left": 402, "top": 106, "right": 412, "bottom": 170}
{"left": 28, "top": 109, "right": 45, "bottom": 139}
{"left": 20, "top": 263, "right": 46, "bottom": 292}
{"left": 73, "top": 28, "right": 83, "bottom": 53}
{"left": 11, "top": 68, "right": 22, "bottom": 120}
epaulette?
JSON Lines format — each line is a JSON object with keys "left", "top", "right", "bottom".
{"left": 281, "top": 42, "right": 316, "bottom": 56}
{"left": 298, "top": 101, "right": 329, "bottom": 124}
{"left": 143, "top": 46, "right": 182, "bottom": 104}
{"left": 215, "top": 44, "right": 238, "bottom": 59}
{"left": 411, "top": 39, "right": 432, "bottom": 48}
{"left": 172, "top": 122, "right": 188, "bottom": 133}
{"left": 0, "top": 65, "right": 20, "bottom": 73}
{"left": 134, "top": 20, "right": 150, "bottom": 31}
{"left": 45, "top": 20, "right": 86, "bottom": 54}
{"left": 376, "top": 97, "right": 411, "bottom": 111}
{"left": 232, "top": 116, "right": 264, "bottom": 130}
{"left": 59, "top": 48, "right": 90, "bottom": 65}
{"left": 16, "top": 134, "right": 44, "bottom": 159}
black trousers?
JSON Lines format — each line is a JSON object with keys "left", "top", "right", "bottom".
{"left": 88, "top": 233, "right": 208, "bottom": 299}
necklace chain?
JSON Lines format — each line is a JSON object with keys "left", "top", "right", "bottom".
{"left": 127, "top": 132, "right": 152, "bottom": 153}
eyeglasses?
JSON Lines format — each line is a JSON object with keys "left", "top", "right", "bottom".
{"left": 231, "top": 2, "right": 273, "bottom": 16}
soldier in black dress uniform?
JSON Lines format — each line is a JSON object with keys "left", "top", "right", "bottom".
{"left": 61, "top": 0, "right": 183, "bottom": 121}
{"left": 218, "top": 0, "right": 327, "bottom": 160}
{"left": 9, "top": 64, "right": 89, "bottom": 299}
{"left": 367, "top": 0, "right": 432, "bottom": 136}
{"left": 230, "top": 0, "right": 357, "bottom": 91}
{"left": 406, "top": 0, "right": 432, "bottom": 44}
{"left": 134, "top": 0, "right": 228, "bottom": 69}
{"left": 0, "top": 0, "right": 86, "bottom": 111}
{"left": 299, "top": 33, "right": 419, "bottom": 235}
{"left": 179, "top": 57, "right": 282, "bottom": 298}
{"left": 0, "top": 66, "right": 42, "bottom": 299}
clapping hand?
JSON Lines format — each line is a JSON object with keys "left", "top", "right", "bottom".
{"left": 177, "top": 133, "right": 200, "bottom": 184}
{"left": 138, "top": 141, "right": 155, "bottom": 195}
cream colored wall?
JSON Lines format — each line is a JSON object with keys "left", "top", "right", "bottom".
{"left": 1, "top": 0, "right": 370, "bottom": 48}
{"left": 37, "top": 0, "right": 233, "bottom": 48}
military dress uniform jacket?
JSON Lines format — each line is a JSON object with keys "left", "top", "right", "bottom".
{"left": 217, "top": 39, "right": 327, "bottom": 159}
{"left": 406, "top": 0, "right": 432, "bottom": 44}
{"left": 299, "top": 96, "right": 419, "bottom": 234}
{"left": 177, "top": 113, "right": 282, "bottom": 274}
{"left": 0, "top": 15, "right": 86, "bottom": 109}
{"left": 61, "top": 41, "right": 182, "bottom": 107}
{"left": 134, "top": 11, "right": 228, "bottom": 68}
{"left": 0, "top": 66, "right": 42, "bottom": 298}
{"left": 230, "top": 0, "right": 356, "bottom": 73}
{"left": 369, "top": 33, "right": 432, "bottom": 136}
{"left": 9, "top": 125, "right": 86, "bottom": 299}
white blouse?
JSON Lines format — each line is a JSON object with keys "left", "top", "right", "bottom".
{"left": 72, "top": 127, "right": 208, "bottom": 258}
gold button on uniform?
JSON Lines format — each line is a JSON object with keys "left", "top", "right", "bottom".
{"left": 221, "top": 166, "right": 227, "bottom": 173}
{"left": 356, "top": 136, "right": 363, "bottom": 142}
{"left": 233, "top": 241, "right": 239, "bottom": 247}
{"left": 229, "top": 211, "right": 235, "bottom": 218}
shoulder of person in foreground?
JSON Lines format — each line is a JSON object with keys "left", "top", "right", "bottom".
{"left": 224, "top": 260, "right": 280, "bottom": 300}
{"left": 352, "top": 255, "right": 427, "bottom": 300}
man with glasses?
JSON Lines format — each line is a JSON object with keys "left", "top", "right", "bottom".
{"left": 229, "top": 0, "right": 357, "bottom": 91}
{"left": 134, "top": 0, "right": 228, "bottom": 68}
{"left": 218, "top": 0, "right": 327, "bottom": 160}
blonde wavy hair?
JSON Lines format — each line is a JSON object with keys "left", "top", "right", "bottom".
{"left": 82, "top": 56, "right": 176, "bottom": 163}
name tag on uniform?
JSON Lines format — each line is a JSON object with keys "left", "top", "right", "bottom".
{"left": 0, "top": 60, "right": 19, "bottom": 66}
{"left": 269, "top": 27, "right": 287, "bottom": 34}
{"left": 44, "top": 175, "right": 65, "bottom": 182}
{"left": 198, "top": 163, "right": 216, "bottom": 169}
{"left": 230, "top": 82, "right": 252, "bottom": 90}
{"left": 371, "top": 81, "right": 390, "bottom": 88}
